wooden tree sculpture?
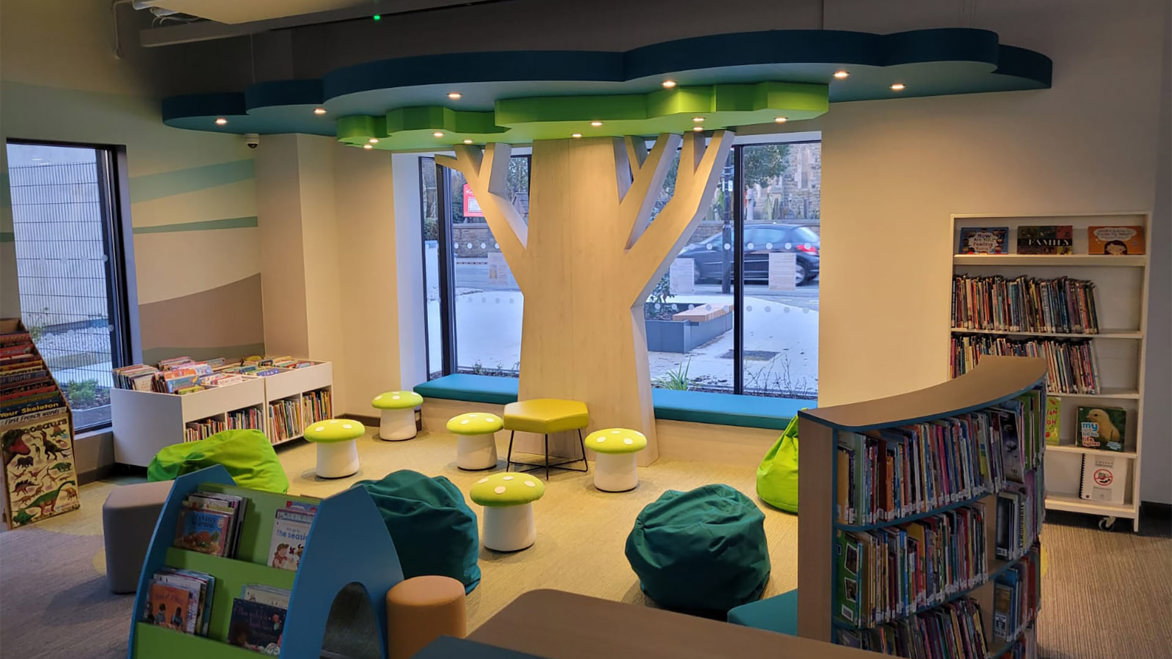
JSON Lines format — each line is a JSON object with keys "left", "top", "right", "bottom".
{"left": 437, "top": 131, "right": 733, "bottom": 459}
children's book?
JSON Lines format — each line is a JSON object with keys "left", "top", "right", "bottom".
{"left": 268, "top": 507, "right": 314, "bottom": 571}
{"left": 1076, "top": 406, "right": 1126, "bottom": 451}
{"left": 241, "top": 584, "right": 292, "bottom": 610}
{"left": 1044, "top": 396, "right": 1061, "bottom": 446}
{"left": 1079, "top": 453, "right": 1129, "bottom": 505}
{"left": 227, "top": 598, "right": 286, "bottom": 654}
{"left": 173, "top": 507, "right": 233, "bottom": 556}
{"left": 1088, "top": 225, "right": 1144, "bottom": 255}
{"left": 957, "top": 227, "right": 1009, "bottom": 254}
{"left": 146, "top": 580, "right": 194, "bottom": 633}
{"left": 1017, "top": 225, "right": 1073, "bottom": 254}
{"left": 834, "top": 531, "right": 864, "bottom": 626}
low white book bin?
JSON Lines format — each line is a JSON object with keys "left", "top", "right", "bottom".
{"left": 371, "top": 390, "right": 423, "bottom": 441}
{"left": 585, "top": 428, "right": 647, "bottom": 492}
{"left": 469, "top": 472, "right": 545, "bottom": 552}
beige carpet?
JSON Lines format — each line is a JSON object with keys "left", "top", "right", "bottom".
{"left": 1, "top": 424, "right": 1168, "bottom": 658}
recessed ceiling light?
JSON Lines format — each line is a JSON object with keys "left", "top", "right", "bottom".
{"left": 692, "top": 126, "right": 704, "bottom": 132}
{"left": 891, "top": 83, "right": 906, "bottom": 91}
{"left": 363, "top": 144, "right": 373, "bottom": 150}
{"left": 447, "top": 92, "right": 462, "bottom": 100}
{"left": 368, "top": 138, "right": 379, "bottom": 144}
{"left": 571, "top": 133, "right": 582, "bottom": 139}
{"left": 692, "top": 116, "right": 705, "bottom": 123}
{"left": 662, "top": 80, "right": 677, "bottom": 89}
{"left": 774, "top": 116, "right": 788, "bottom": 124}
{"left": 433, "top": 131, "right": 445, "bottom": 138}
{"left": 214, "top": 117, "right": 227, "bottom": 125}
{"left": 833, "top": 70, "right": 850, "bottom": 79}
{"left": 463, "top": 139, "right": 473, "bottom": 144}
{"left": 313, "top": 107, "right": 327, "bottom": 115}
{"left": 590, "top": 120, "right": 603, "bottom": 127}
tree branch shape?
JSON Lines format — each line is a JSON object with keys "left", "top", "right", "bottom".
{"left": 435, "top": 144, "right": 530, "bottom": 290}
{"left": 622, "top": 129, "right": 735, "bottom": 305}
{"left": 616, "top": 133, "right": 681, "bottom": 250}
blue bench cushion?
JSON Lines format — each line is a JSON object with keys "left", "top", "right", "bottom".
{"left": 727, "top": 589, "right": 798, "bottom": 635}
{"left": 414, "top": 374, "right": 519, "bottom": 405}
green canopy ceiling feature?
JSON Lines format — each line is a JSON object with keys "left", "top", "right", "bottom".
{"left": 160, "top": 28, "right": 1051, "bottom": 148}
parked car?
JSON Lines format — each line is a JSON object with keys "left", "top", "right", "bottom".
{"left": 678, "top": 224, "right": 820, "bottom": 286}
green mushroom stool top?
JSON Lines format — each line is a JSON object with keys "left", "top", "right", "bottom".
{"left": 372, "top": 390, "right": 424, "bottom": 410}
{"left": 303, "top": 418, "right": 366, "bottom": 443}
{"left": 469, "top": 472, "right": 545, "bottom": 507}
{"left": 447, "top": 412, "right": 504, "bottom": 435}
{"left": 585, "top": 428, "right": 648, "bottom": 454}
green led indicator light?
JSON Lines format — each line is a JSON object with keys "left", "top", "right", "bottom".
{"left": 372, "top": 14, "right": 381, "bottom": 20}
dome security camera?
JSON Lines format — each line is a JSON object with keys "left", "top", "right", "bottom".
{"left": 245, "top": 133, "right": 260, "bottom": 149}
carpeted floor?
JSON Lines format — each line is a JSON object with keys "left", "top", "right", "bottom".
{"left": 1, "top": 425, "right": 1169, "bottom": 658}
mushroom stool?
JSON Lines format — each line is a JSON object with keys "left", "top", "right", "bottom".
{"left": 303, "top": 419, "right": 365, "bottom": 478}
{"left": 469, "top": 472, "right": 545, "bottom": 552}
{"left": 371, "top": 390, "right": 423, "bottom": 441}
{"left": 385, "top": 575, "right": 467, "bottom": 659}
{"left": 447, "top": 412, "right": 503, "bottom": 470}
{"left": 585, "top": 428, "right": 647, "bottom": 492}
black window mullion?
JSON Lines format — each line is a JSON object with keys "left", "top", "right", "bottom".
{"left": 93, "top": 149, "right": 131, "bottom": 369}
{"left": 435, "top": 161, "right": 458, "bottom": 375}
{"left": 732, "top": 145, "right": 745, "bottom": 395}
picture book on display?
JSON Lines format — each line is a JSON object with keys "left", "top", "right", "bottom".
{"left": 172, "top": 490, "right": 247, "bottom": 557}
{"left": 268, "top": 502, "right": 316, "bottom": 571}
{"left": 1088, "top": 225, "right": 1144, "bottom": 255}
{"left": 228, "top": 598, "right": 286, "bottom": 654}
{"left": 1016, "top": 225, "right": 1073, "bottom": 254}
{"left": 1079, "top": 453, "right": 1129, "bottom": 505}
{"left": 1077, "top": 406, "right": 1126, "bottom": 451}
{"left": 957, "top": 227, "right": 1009, "bottom": 254}
{"left": 1044, "top": 396, "right": 1061, "bottom": 446}
{"left": 143, "top": 568, "right": 216, "bottom": 637}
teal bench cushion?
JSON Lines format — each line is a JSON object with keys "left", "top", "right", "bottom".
{"left": 727, "top": 589, "right": 798, "bottom": 635}
{"left": 414, "top": 374, "right": 519, "bottom": 405}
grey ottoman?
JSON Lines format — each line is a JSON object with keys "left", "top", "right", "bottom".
{"left": 102, "top": 480, "right": 173, "bottom": 594}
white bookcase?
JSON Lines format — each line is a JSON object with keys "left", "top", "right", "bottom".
{"left": 111, "top": 361, "right": 334, "bottom": 467}
{"left": 950, "top": 213, "right": 1150, "bottom": 531}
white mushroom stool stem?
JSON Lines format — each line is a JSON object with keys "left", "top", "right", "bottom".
{"left": 594, "top": 452, "right": 639, "bottom": 492}
{"left": 481, "top": 504, "right": 535, "bottom": 552}
{"left": 317, "top": 440, "right": 360, "bottom": 478}
{"left": 458, "top": 434, "right": 498, "bottom": 470}
{"left": 380, "top": 408, "right": 416, "bottom": 441}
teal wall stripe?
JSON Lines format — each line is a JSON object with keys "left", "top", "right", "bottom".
{"left": 133, "top": 216, "right": 258, "bottom": 235}
{"left": 0, "top": 232, "right": 13, "bottom": 243}
{"left": 129, "top": 159, "right": 254, "bottom": 203}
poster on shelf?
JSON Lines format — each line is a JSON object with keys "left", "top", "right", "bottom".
{"left": 0, "top": 406, "right": 80, "bottom": 528}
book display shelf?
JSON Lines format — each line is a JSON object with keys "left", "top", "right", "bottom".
{"left": 950, "top": 213, "right": 1149, "bottom": 531}
{"left": 797, "top": 357, "right": 1048, "bottom": 658}
{"left": 128, "top": 464, "right": 402, "bottom": 659}
{"left": 112, "top": 362, "right": 333, "bottom": 467}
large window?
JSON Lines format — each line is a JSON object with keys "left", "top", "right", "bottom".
{"left": 420, "top": 155, "right": 529, "bottom": 378}
{"left": 5, "top": 141, "right": 136, "bottom": 430}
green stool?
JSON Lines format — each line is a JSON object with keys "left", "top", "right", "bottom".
{"left": 447, "top": 413, "right": 503, "bottom": 470}
{"left": 372, "top": 390, "right": 424, "bottom": 441}
{"left": 303, "top": 418, "right": 365, "bottom": 478}
{"left": 502, "top": 399, "right": 588, "bottom": 480}
{"left": 469, "top": 472, "right": 545, "bottom": 551}
{"left": 585, "top": 428, "right": 647, "bottom": 492}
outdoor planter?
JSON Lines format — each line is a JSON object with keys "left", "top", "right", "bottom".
{"left": 644, "top": 303, "right": 733, "bottom": 353}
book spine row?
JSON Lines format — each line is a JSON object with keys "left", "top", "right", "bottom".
{"left": 835, "top": 506, "right": 988, "bottom": 629}
{"left": 951, "top": 275, "right": 1099, "bottom": 334}
{"left": 991, "top": 547, "right": 1042, "bottom": 652}
{"left": 836, "top": 597, "right": 989, "bottom": 659}
{"left": 950, "top": 335, "right": 1099, "bottom": 395}
{"left": 268, "top": 398, "right": 302, "bottom": 443}
{"left": 301, "top": 388, "right": 332, "bottom": 425}
{"left": 227, "top": 407, "right": 263, "bottom": 431}
{"left": 184, "top": 418, "right": 226, "bottom": 443}
{"left": 0, "top": 331, "right": 66, "bottom": 418}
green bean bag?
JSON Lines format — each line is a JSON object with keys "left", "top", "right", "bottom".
{"left": 147, "top": 429, "right": 290, "bottom": 493}
{"left": 756, "top": 413, "right": 802, "bottom": 514}
{"left": 353, "top": 470, "right": 481, "bottom": 593}
{"left": 625, "top": 484, "right": 770, "bottom": 615}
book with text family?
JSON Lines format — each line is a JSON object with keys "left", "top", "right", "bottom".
{"left": 268, "top": 505, "right": 314, "bottom": 571}
{"left": 957, "top": 227, "right": 1009, "bottom": 254}
{"left": 1077, "top": 406, "right": 1126, "bottom": 451}
{"left": 1016, "top": 225, "right": 1073, "bottom": 255}
{"left": 1087, "top": 225, "right": 1144, "bottom": 255}
{"left": 145, "top": 579, "right": 194, "bottom": 633}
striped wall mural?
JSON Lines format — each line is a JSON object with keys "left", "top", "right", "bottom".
{"left": 1, "top": 81, "right": 266, "bottom": 365}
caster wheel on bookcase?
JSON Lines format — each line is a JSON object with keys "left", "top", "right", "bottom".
{"left": 1098, "top": 516, "right": 1116, "bottom": 531}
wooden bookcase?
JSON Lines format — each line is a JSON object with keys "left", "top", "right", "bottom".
{"left": 112, "top": 361, "right": 333, "bottom": 467}
{"left": 797, "top": 356, "right": 1048, "bottom": 656}
{"left": 950, "top": 213, "right": 1149, "bottom": 531}
{"left": 128, "top": 464, "right": 402, "bottom": 659}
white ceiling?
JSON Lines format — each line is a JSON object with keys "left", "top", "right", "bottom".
{"left": 143, "top": 0, "right": 373, "bottom": 24}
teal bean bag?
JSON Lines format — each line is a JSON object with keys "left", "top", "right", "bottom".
{"left": 625, "top": 484, "right": 770, "bottom": 615}
{"left": 147, "top": 429, "right": 290, "bottom": 493}
{"left": 756, "top": 413, "right": 802, "bottom": 514}
{"left": 353, "top": 470, "right": 481, "bottom": 593}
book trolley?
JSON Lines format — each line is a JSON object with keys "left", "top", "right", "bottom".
{"left": 797, "top": 357, "right": 1047, "bottom": 658}
{"left": 128, "top": 465, "right": 402, "bottom": 659}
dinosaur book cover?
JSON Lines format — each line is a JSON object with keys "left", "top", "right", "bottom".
{"left": 1, "top": 408, "right": 79, "bottom": 528}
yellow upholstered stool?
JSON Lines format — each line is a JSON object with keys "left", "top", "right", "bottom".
{"left": 385, "top": 575, "right": 467, "bottom": 659}
{"left": 502, "top": 399, "right": 589, "bottom": 480}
